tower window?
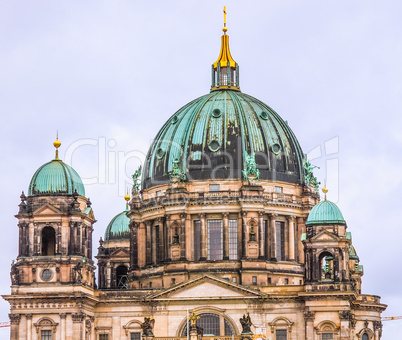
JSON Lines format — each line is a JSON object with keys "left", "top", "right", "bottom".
{"left": 252, "top": 276, "right": 257, "bottom": 285}
{"left": 362, "top": 334, "right": 369, "bottom": 340}
{"left": 232, "top": 277, "right": 237, "bottom": 283}
{"left": 99, "top": 335, "right": 109, "bottom": 340}
{"left": 207, "top": 220, "right": 223, "bottom": 260}
{"left": 275, "top": 186, "right": 283, "bottom": 193}
{"left": 41, "top": 226, "right": 56, "bottom": 256}
{"left": 229, "top": 219, "right": 238, "bottom": 260}
{"left": 115, "top": 265, "right": 128, "bottom": 289}
{"left": 131, "top": 333, "right": 141, "bottom": 340}
{"left": 285, "top": 278, "right": 289, "bottom": 284}
{"left": 322, "top": 334, "right": 333, "bottom": 340}
{"left": 41, "top": 330, "right": 52, "bottom": 340}
{"left": 276, "top": 329, "right": 287, "bottom": 340}
{"left": 268, "top": 277, "right": 272, "bottom": 284}
{"left": 171, "top": 278, "right": 176, "bottom": 285}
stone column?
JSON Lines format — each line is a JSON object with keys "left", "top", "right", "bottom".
{"left": 241, "top": 211, "right": 247, "bottom": 259}
{"left": 269, "top": 214, "right": 278, "bottom": 260}
{"left": 138, "top": 222, "right": 146, "bottom": 267}
{"left": 180, "top": 213, "right": 186, "bottom": 260}
{"left": 288, "top": 216, "right": 296, "bottom": 261}
{"left": 223, "top": 213, "right": 229, "bottom": 260}
{"left": 34, "top": 223, "right": 39, "bottom": 255}
{"left": 297, "top": 217, "right": 306, "bottom": 263}
{"left": 165, "top": 216, "right": 172, "bottom": 261}
{"left": 130, "top": 222, "right": 139, "bottom": 269}
{"left": 303, "top": 311, "right": 315, "bottom": 340}
{"left": 339, "top": 311, "right": 351, "bottom": 340}
{"left": 106, "top": 263, "right": 111, "bottom": 288}
{"left": 60, "top": 313, "right": 67, "bottom": 340}
{"left": 146, "top": 221, "right": 152, "bottom": 265}
{"left": 185, "top": 214, "right": 192, "bottom": 261}
{"left": 237, "top": 212, "right": 243, "bottom": 259}
{"left": 18, "top": 223, "right": 23, "bottom": 257}
{"left": 72, "top": 313, "right": 85, "bottom": 340}
{"left": 199, "top": 214, "right": 207, "bottom": 260}
{"left": 258, "top": 212, "right": 265, "bottom": 259}
{"left": 9, "top": 313, "right": 20, "bottom": 340}
{"left": 26, "top": 314, "right": 32, "bottom": 340}
{"left": 152, "top": 223, "right": 157, "bottom": 265}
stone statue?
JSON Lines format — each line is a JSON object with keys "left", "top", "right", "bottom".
{"left": 240, "top": 313, "right": 253, "bottom": 334}
{"left": 140, "top": 317, "right": 155, "bottom": 337}
{"left": 242, "top": 153, "right": 260, "bottom": 183}
{"left": 169, "top": 158, "right": 186, "bottom": 183}
{"left": 73, "top": 262, "right": 83, "bottom": 283}
{"left": 303, "top": 157, "right": 320, "bottom": 193}
{"left": 10, "top": 262, "right": 19, "bottom": 285}
{"left": 132, "top": 165, "right": 142, "bottom": 194}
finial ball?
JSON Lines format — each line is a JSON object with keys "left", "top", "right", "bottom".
{"left": 222, "top": 27, "right": 228, "bottom": 32}
{"left": 124, "top": 194, "right": 130, "bottom": 202}
{"left": 53, "top": 139, "right": 61, "bottom": 148}
{"left": 322, "top": 186, "right": 328, "bottom": 194}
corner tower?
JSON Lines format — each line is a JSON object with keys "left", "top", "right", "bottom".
{"left": 11, "top": 137, "right": 96, "bottom": 287}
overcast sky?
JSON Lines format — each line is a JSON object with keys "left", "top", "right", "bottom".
{"left": 0, "top": 1, "right": 401, "bottom": 338}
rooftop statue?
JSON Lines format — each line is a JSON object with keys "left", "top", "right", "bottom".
{"left": 303, "top": 157, "right": 320, "bottom": 193}
{"left": 141, "top": 317, "right": 155, "bottom": 337}
{"left": 132, "top": 165, "right": 142, "bottom": 194}
{"left": 169, "top": 158, "right": 186, "bottom": 183}
{"left": 242, "top": 153, "right": 260, "bottom": 184}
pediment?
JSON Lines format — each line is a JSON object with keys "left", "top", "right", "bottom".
{"left": 148, "top": 274, "right": 264, "bottom": 301}
{"left": 311, "top": 230, "right": 341, "bottom": 242}
{"left": 33, "top": 204, "right": 61, "bottom": 216}
{"left": 110, "top": 248, "right": 130, "bottom": 257}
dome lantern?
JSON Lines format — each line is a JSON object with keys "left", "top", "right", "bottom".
{"left": 211, "top": 7, "right": 240, "bottom": 91}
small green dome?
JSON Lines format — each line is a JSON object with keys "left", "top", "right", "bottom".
{"left": 28, "top": 160, "right": 85, "bottom": 196}
{"left": 306, "top": 200, "right": 346, "bottom": 226}
{"left": 104, "top": 206, "right": 130, "bottom": 241}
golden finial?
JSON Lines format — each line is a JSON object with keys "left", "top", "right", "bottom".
{"left": 53, "top": 132, "right": 61, "bottom": 160}
{"left": 223, "top": 6, "right": 228, "bottom": 33}
{"left": 124, "top": 192, "right": 130, "bottom": 202}
{"left": 322, "top": 186, "right": 328, "bottom": 201}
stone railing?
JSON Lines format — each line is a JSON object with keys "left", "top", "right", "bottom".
{"left": 155, "top": 337, "right": 242, "bottom": 340}
{"left": 136, "top": 190, "right": 302, "bottom": 209}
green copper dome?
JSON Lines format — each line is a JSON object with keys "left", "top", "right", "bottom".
{"left": 306, "top": 200, "right": 346, "bottom": 226}
{"left": 143, "top": 89, "right": 305, "bottom": 189}
{"left": 104, "top": 206, "right": 130, "bottom": 241}
{"left": 28, "top": 159, "right": 85, "bottom": 196}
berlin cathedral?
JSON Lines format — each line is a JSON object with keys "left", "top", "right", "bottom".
{"left": 3, "top": 8, "right": 386, "bottom": 340}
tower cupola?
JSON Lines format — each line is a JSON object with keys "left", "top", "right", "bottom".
{"left": 211, "top": 7, "right": 240, "bottom": 91}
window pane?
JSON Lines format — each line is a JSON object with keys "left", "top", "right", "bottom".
{"left": 208, "top": 220, "right": 222, "bottom": 260}
{"left": 194, "top": 221, "right": 201, "bottom": 261}
{"left": 181, "top": 313, "right": 221, "bottom": 336}
{"left": 322, "top": 334, "right": 333, "bottom": 340}
{"left": 362, "top": 334, "right": 369, "bottom": 340}
{"left": 131, "top": 332, "right": 141, "bottom": 340}
{"left": 224, "top": 319, "right": 234, "bottom": 335}
{"left": 99, "top": 335, "right": 109, "bottom": 340}
{"left": 276, "top": 329, "right": 287, "bottom": 340}
{"left": 229, "top": 219, "right": 238, "bottom": 260}
{"left": 41, "top": 330, "right": 52, "bottom": 340}
{"left": 276, "top": 221, "right": 285, "bottom": 261}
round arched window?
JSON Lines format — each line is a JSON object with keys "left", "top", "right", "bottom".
{"left": 181, "top": 313, "right": 234, "bottom": 336}
{"left": 362, "top": 333, "right": 369, "bottom": 340}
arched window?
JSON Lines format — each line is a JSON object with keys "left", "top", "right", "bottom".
{"left": 42, "top": 227, "right": 56, "bottom": 256}
{"left": 362, "top": 333, "right": 369, "bottom": 340}
{"left": 116, "top": 265, "right": 128, "bottom": 289}
{"left": 181, "top": 313, "right": 234, "bottom": 336}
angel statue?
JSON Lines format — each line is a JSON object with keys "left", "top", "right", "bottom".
{"left": 132, "top": 165, "right": 142, "bottom": 194}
